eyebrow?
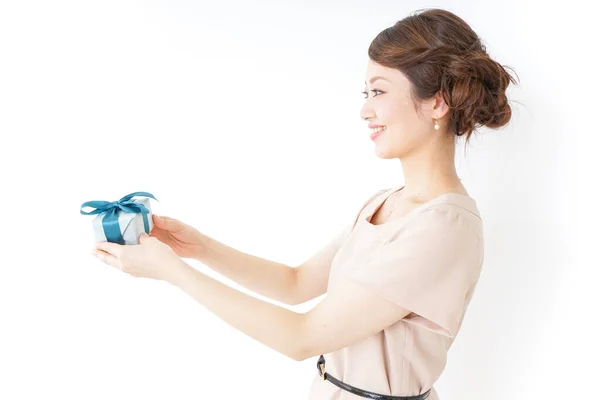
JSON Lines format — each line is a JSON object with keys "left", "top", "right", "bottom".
{"left": 364, "top": 76, "right": 391, "bottom": 85}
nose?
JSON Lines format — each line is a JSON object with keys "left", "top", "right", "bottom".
{"left": 360, "top": 104, "right": 373, "bottom": 121}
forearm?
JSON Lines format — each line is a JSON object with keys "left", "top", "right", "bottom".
{"left": 168, "top": 259, "right": 305, "bottom": 361}
{"left": 194, "top": 233, "right": 299, "bottom": 305}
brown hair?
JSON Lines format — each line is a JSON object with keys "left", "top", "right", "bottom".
{"left": 368, "top": 8, "right": 519, "bottom": 148}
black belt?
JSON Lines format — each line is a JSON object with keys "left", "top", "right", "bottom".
{"left": 317, "top": 355, "right": 431, "bottom": 400}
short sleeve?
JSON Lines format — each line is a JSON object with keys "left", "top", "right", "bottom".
{"left": 348, "top": 205, "right": 481, "bottom": 338}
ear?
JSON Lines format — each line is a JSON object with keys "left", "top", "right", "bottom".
{"left": 432, "top": 92, "right": 450, "bottom": 119}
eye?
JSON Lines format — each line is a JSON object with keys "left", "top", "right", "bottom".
{"left": 362, "top": 89, "right": 383, "bottom": 99}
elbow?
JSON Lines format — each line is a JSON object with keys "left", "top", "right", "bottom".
{"left": 284, "top": 294, "right": 300, "bottom": 307}
{"left": 287, "top": 268, "right": 316, "bottom": 307}
{"left": 288, "top": 346, "right": 304, "bottom": 362}
{"left": 286, "top": 269, "right": 303, "bottom": 306}
{"left": 286, "top": 296, "right": 305, "bottom": 307}
{"left": 291, "top": 315, "right": 313, "bottom": 362}
{"left": 292, "top": 345, "right": 310, "bottom": 362}
{"left": 294, "top": 353, "right": 308, "bottom": 362}
{"left": 294, "top": 343, "right": 317, "bottom": 362}
{"left": 281, "top": 268, "right": 304, "bottom": 306}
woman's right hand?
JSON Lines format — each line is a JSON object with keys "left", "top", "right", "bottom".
{"left": 148, "top": 214, "right": 208, "bottom": 259}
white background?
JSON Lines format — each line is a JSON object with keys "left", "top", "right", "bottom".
{"left": 0, "top": 1, "right": 596, "bottom": 399}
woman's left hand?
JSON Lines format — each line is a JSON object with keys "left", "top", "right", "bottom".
{"left": 92, "top": 232, "right": 184, "bottom": 282}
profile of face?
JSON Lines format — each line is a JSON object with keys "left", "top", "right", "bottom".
{"left": 360, "top": 59, "right": 443, "bottom": 159}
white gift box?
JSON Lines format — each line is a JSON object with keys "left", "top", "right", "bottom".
{"left": 91, "top": 197, "right": 154, "bottom": 245}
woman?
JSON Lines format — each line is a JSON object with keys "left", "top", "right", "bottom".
{"left": 92, "top": 8, "right": 517, "bottom": 400}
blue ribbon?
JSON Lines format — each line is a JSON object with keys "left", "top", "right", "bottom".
{"left": 80, "top": 191, "right": 158, "bottom": 245}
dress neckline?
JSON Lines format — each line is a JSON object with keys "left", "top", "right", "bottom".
{"left": 364, "top": 186, "right": 479, "bottom": 227}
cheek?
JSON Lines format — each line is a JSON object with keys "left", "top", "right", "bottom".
{"left": 383, "top": 103, "right": 418, "bottom": 135}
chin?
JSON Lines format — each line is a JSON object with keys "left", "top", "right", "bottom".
{"left": 374, "top": 146, "right": 399, "bottom": 159}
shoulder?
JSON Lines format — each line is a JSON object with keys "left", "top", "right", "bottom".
{"left": 349, "top": 188, "right": 392, "bottom": 226}
{"left": 383, "top": 204, "right": 484, "bottom": 274}
{"left": 368, "top": 187, "right": 391, "bottom": 201}
{"left": 393, "top": 203, "right": 483, "bottom": 246}
{"left": 355, "top": 187, "right": 392, "bottom": 212}
{"left": 419, "top": 202, "right": 480, "bottom": 225}
{"left": 367, "top": 187, "right": 393, "bottom": 205}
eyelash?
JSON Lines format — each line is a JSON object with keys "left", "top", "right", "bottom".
{"left": 362, "top": 89, "right": 383, "bottom": 98}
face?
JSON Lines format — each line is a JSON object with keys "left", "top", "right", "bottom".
{"left": 360, "top": 59, "right": 439, "bottom": 159}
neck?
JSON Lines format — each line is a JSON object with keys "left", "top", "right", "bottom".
{"left": 398, "top": 136, "right": 462, "bottom": 200}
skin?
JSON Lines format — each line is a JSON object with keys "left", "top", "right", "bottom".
{"left": 361, "top": 59, "right": 468, "bottom": 204}
{"left": 91, "top": 58, "right": 468, "bottom": 363}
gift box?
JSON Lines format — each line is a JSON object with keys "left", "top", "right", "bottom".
{"left": 80, "top": 192, "right": 158, "bottom": 245}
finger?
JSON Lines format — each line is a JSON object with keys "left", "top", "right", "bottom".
{"left": 149, "top": 226, "right": 168, "bottom": 240}
{"left": 92, "top": 249, "right": 122, "bottom": 270}
{"left": 153, "top": 215, "right": 179, "bottom": 231}
{"left": 138, "top": 232, "right": 149, "bottom": 243}
{"left": 148, "top": 229, "right": 162, "bottom": 239}
{"left": 152, "top": 214, "right": 167, "bottom": 227}
{"left": 95, "top": 241, "right": 124, "bottom": 257}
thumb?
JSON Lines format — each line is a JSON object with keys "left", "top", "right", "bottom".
{"left": 138, "top": 232, "right": 149, "bottom": 243}
{"left": 153, "top": 214, "right": 166, "bottom": 228}
{"left": 153, "top": 214, "right": 177, "bottom": 230}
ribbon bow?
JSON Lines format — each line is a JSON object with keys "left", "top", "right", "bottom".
{"left": 80, "top": 191, "right": 158, "bottom": 245}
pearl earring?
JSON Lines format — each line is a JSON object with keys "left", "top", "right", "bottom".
{"left": 433, "top": 119, "right": 440, "bottom": 130}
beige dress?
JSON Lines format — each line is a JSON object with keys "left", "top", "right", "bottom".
{"left": 307, "top": 187, "right": 484, "bottom": 400}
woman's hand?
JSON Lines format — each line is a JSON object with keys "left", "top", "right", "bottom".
{"left": 92, "top": 233, "right": 185, "bottom": 282}
{"left": 148, "top": 214, "right": 208, "bottom": 259}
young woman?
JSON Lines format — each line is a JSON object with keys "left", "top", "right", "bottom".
{"left": 93, "top": 8, "right": 517, "bottom": 400}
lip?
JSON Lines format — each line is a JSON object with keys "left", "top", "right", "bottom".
{"left": 370, "top": 130, "right": 384, "bottom": 141}
{"left": 368, "top": 123, "right": 385, "bottom": 129}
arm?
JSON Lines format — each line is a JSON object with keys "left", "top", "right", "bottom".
{"left": 168, "top": 259, "right": 305, "bottom": 361}
{"left": 294, "top": 188, "right": 390, "bottom": 304}
{"left": 193, "top": 228, "right": 353, "bottom": 307}
{"left": 192, "top": 188, "right": 388, "bottom": 306}
{"left": 194, "top": 233, "right": 300, "bottom": 306}
{"left": 167, "top": 259, "right": 411, "bottom": 362}
{"left": 166, "top": 189, "right": 408, "bottom": 362}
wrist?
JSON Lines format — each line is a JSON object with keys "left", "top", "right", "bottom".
{"left": 167, "top": 258, "right": 195, "bottom": 288}
{"left": 193, "top": 232, "right": 212, "bottom": 261}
